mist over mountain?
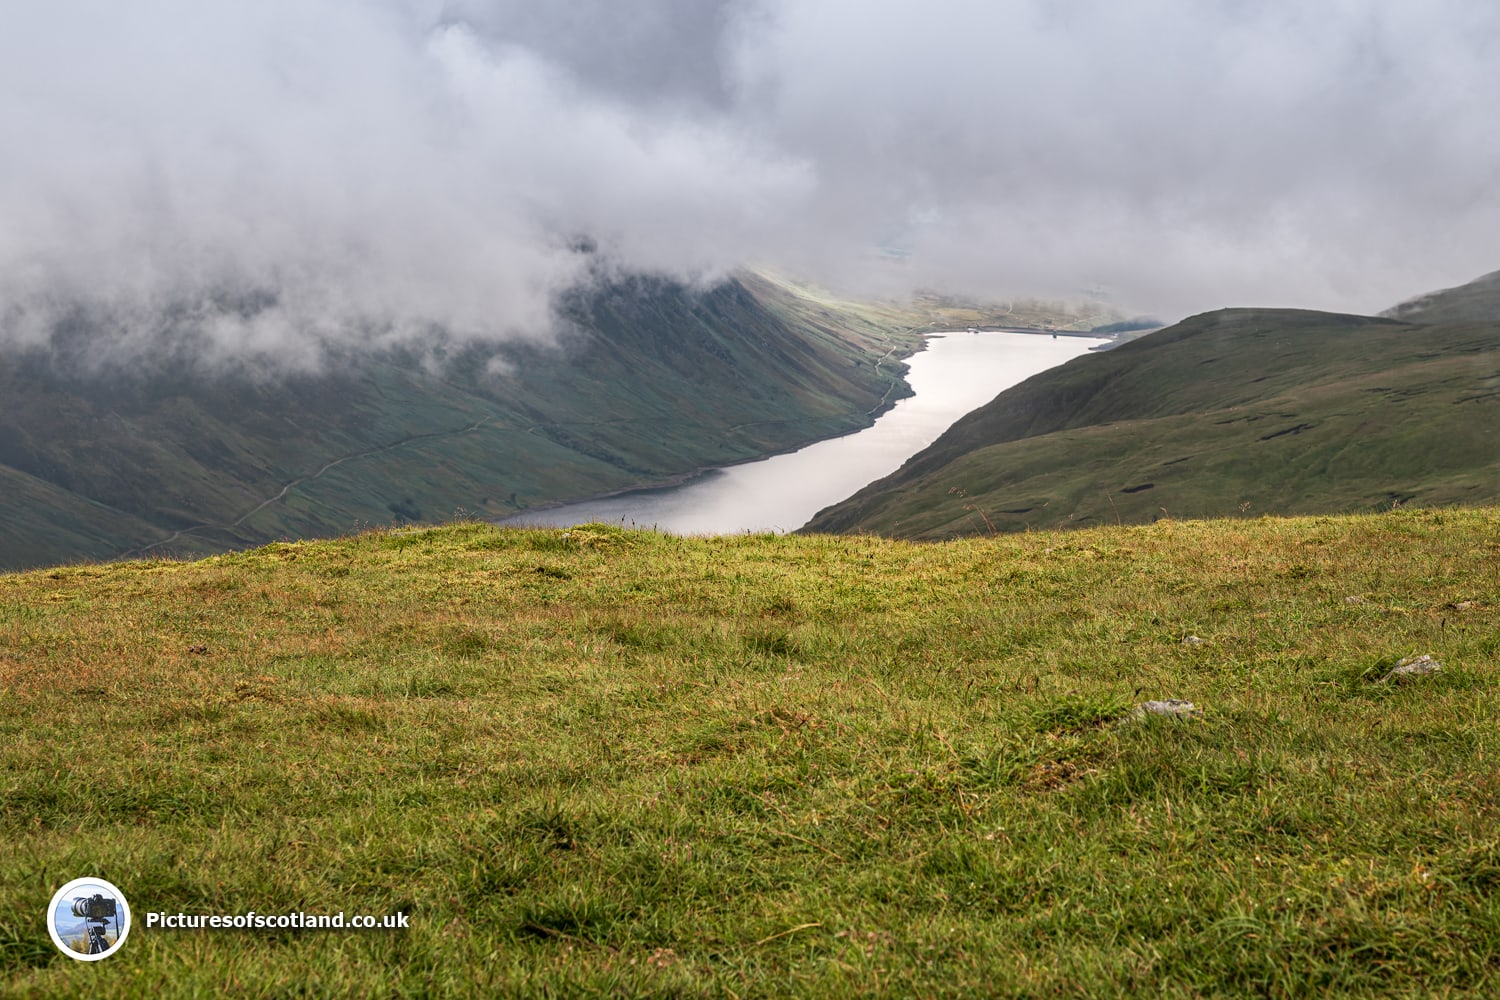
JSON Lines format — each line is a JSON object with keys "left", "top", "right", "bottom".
{"left": 4, "top": 1, "right": 1498, "bottom": 368}
{"left": 1383, "top": 269, "right": 1500, "bottom": 326}
{"left": 0, "top": 272, "right": 925, "bottom": 570}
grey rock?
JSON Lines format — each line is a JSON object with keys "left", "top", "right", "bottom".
{"left": 1380, "top": 654, "right": 1443, "bottom": 683}
{"left": 1128, "top": 699, "right": 1203, "bottom": 721}
{"left": 1182, "top": 635, "right": 1206, "bottom": 647}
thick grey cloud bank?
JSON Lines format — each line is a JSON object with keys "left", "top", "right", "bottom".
{"left": 3, "top": 0, "right": 1497, "bottom": 367}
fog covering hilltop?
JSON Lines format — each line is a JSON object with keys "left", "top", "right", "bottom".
{"left": 2, "top": 0, "right": 1498, "bottom": 355}
{"left": 803, "top": 269, "right": 1500, "bottom": 537}
{"left": 1382, "top": 269, "right": 1500, "bottom": 326}
{"left": 0, "top": 273, "right": 918, "bottom": 570}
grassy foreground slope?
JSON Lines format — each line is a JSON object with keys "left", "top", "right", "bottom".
{"left": 4, "top": 510, "right": 1500, "bottom": 996}
{"left": 0, "top": 272, "right": 921, "bottom": 571}
{"left": 803, "top": 306, "right": 1500, "bottom": 538}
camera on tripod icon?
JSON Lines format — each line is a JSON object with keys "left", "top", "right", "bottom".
{"left": 71, "top": 894, "right": 117, "bottom": 921}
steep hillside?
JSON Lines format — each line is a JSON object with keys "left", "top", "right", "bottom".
{"left": 0, "top": 273, "right": 920, "bottom": 569}
{"left": 803, "top": 305, "right": 1500, "bottom": 537}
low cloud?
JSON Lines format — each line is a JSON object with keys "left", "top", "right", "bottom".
{"left": 2, "top": 1, "right": 1497, "bottom": 369}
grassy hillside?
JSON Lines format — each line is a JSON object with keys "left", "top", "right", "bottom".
{"left": 903, "top": 291, "right": 1122, "bottom": 334}
{"left": 0, "top": 272, "right": 923, "bottom": 571}
{"left": 803, "top": 306, "right": 1500, "bottom": 538}
{"left": 3, "top": 510, "right": 1499, "bottom": 996}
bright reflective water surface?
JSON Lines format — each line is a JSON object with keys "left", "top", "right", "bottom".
{"left": 501, "top": 331, "right": 1104, "bottom": 534}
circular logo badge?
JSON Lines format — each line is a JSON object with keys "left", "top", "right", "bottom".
{"left": 46, "top": 877, "right": 131, "bottom": 961}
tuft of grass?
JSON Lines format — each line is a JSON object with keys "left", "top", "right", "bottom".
{"left": 1029, "top": 692, "right": 1134, "bottom": 733}
{"left": 440, "top": 627, "right": 489, "bottom": 660}
{"left": 1, "top": 507, "right": 1498, "bottom": 995}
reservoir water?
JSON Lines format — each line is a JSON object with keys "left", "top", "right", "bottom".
{"left": 501, "top": 331, "right": 1105, "bottom": 534}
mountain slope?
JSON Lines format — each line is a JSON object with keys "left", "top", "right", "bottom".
{"left": 803, "top": 302, "right": 1500, "bottom": 537}
{"left": 1383, "top": 268, "right": 1500, "bottom": 325}
{"left": 0, "top": 272, "right": 921, "bottom": 569}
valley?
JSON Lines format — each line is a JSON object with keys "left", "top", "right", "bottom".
{"left": 0, "top": 272, "right": 923, "bottom": 570}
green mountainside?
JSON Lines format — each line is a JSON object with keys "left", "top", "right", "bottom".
{"left": 0, "top": 272, "right": 921, "bottom": 570}
{"left": 804, "top": 272, "right": 1500, "bottom": 538}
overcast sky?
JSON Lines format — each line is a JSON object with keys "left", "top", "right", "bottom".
{"left": 2, "top": 0, "right": 1497, "bottom": 365}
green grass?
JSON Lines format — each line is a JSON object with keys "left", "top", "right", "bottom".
{"left": 3, "top": 508, "right": 1499, "bottom": 995}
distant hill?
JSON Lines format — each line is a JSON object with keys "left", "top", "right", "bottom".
{"left": 803, "top": 275, "right": 1500, "bottom": 537}
{"left": 1383, "top": 268, "right": 1500, "bottom": 325}
{"left": 0, "top": 272, "right": 922, "bottom": 569}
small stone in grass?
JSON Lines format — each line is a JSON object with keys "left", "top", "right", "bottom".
{"left": 1380, "top": 654, "right": 1442, "bottom": 683}
{"left": 1128, "top": 699, "right": 1203, "bottom": 721}
{"left": 1343, "top": 595, "right": 1366, "bottom": 605}
{"left": 1182, "top": 635, "right": 1206, "bottom": 647}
